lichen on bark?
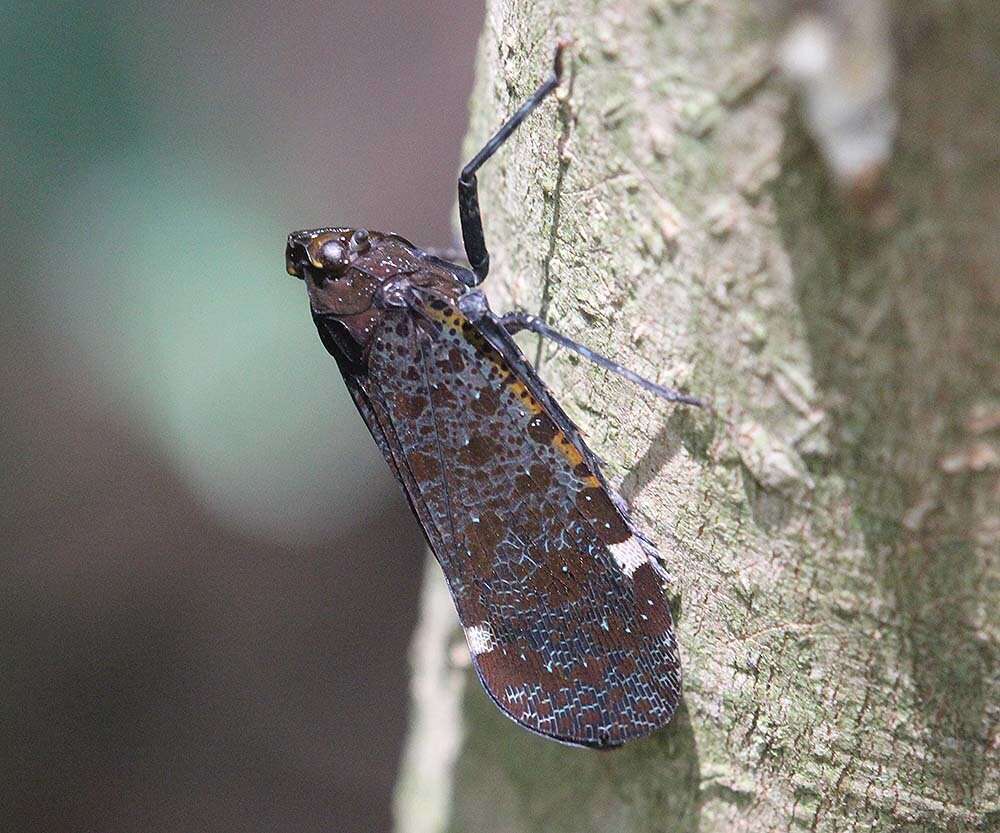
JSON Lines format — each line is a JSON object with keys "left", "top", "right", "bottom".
{"left": 394, "top": 2, "right": 999, "bottom": 831}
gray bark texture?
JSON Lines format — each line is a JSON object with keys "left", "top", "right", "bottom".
{"left": 393, "top": 1, "right": 999, "bottom": 831}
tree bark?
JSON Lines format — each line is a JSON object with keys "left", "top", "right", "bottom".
{"left": 394, "top": 2, "right": 999, "bottom": 831}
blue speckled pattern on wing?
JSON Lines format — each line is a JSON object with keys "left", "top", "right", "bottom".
{"left": 355, "top": 298, "right": 681, "bottom": 748}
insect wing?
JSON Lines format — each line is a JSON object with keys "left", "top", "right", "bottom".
{"left": 338, "top": 370, "right": 450, "bottom": 561}
{"left": 362, "top": 299, "right": 681, "bottom": 747}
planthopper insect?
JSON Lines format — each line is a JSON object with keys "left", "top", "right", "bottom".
{"left": 285, "top": 43, "right": 703, "bottom": 748}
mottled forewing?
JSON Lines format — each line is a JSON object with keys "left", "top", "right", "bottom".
{"left": 337, "top": 369, "right": 449, "bottom": 562}
{"left": 363, "top": 300, "right": 681, "bottom": 747}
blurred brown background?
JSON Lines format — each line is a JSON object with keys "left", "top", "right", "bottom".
{"left": 2, "top": 2, "right": 483, "bottom": 831}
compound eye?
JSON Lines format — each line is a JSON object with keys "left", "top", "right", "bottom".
{"left": 306, "top": 235, "right": 349, "bottom": 277}
{"left": 350, "top": 228, "right": 371, "bottom": 255}
{"left": 317, "top": 239, "right": 345, "bottom": 268}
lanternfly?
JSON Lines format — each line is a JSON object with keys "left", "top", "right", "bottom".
{"left": 285, "top": 43, "right": 703, "bottom": 748}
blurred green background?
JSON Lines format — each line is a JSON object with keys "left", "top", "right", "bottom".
{"left": 2, "top": 2, "right": 482, "bottom": 830}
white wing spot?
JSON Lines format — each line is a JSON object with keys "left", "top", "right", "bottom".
{"left": 464, "top": 622, "right": 497, "bottom": 656}
{"left": 608, "top": 536, "right": 650, "bottom": 578}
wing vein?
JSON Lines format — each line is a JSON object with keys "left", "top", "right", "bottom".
{"left": 413, "top": 316, "right": 461, "bottom": 557}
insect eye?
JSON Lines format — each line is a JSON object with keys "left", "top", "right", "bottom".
{"left": 350, "top": 228, "right": 371, "bottom": 255}
{"left": 317, "top": 240, "right": 345, "bottom": 267}
{"left": 308, "top": 237, "right": 349, "bottom": 278}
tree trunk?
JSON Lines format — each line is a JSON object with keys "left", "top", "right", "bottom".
{"left": 393, "top": 1, "right": 999, "bottom": 831}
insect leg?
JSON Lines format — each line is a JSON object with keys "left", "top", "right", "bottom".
{"left": 499, "top": 311, "right": 705, "bottom": 407}
{"left": 458, "top": 42, "right": 567, "bottom": 287}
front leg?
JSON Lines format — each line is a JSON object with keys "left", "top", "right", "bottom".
{"left": 457, "top": 43, "right": 567, "bottom": 286}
